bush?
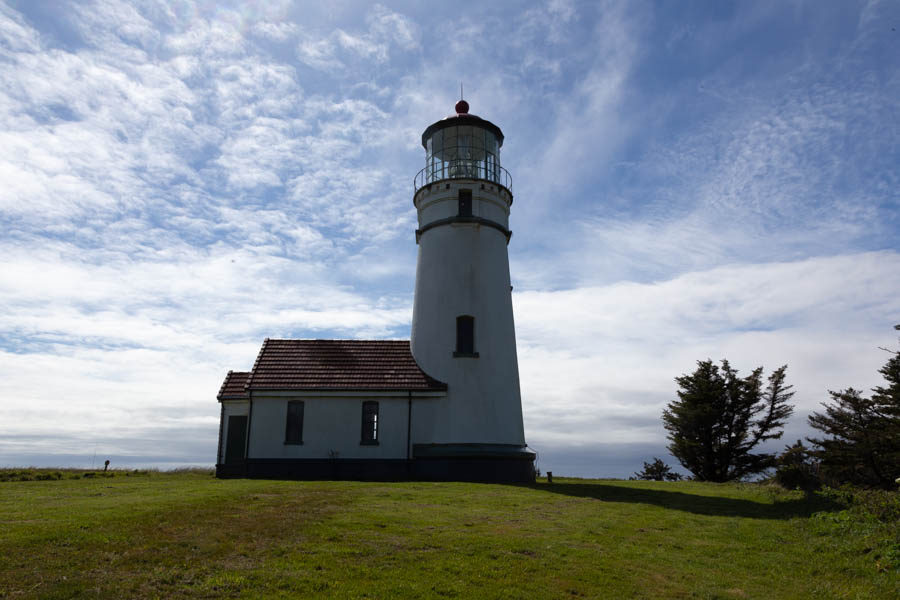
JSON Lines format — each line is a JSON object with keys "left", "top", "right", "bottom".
{"left": 821, "top": 486, "right": 900, "bottom": 524}
{"left": 1, "top": 469, "right": 69, "bottom": 482}
{"left": 632, "top": 458, "right": 683, "bottom": 481}
{"left": 774, "top": 440, "right": 821, "bottom": 492}
{"left": 813, "top": 485, "right": 900, "bottom": 572}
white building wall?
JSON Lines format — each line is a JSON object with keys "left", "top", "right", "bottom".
{"left": 222, "top": 400, "right": 250, "bottom": 420}
{"left": 247, "top": 395, "right": 411, "bottom": 459}
{"left": 410, "top": 180, "right": 526, "bottom": 446}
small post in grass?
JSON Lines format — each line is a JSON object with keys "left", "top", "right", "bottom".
{"left": 547, "top": 471, "right": 553, "bottom": 484}
{"left": 104, "top": 460, "right": 110, "bottom": 472}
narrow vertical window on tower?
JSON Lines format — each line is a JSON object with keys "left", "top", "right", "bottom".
{"left": 454, "top": 315, "right": 478, "bottom": 357}
{"left": 361, "top": 401, "right": 379, "bottom": 444}
{"left": 458, "top": 189, "right": 472, "bottom": 217}
{"left": 284, "top": 400, "right": 304, "bottom": 445}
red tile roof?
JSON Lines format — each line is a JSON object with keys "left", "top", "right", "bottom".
{"left": 217, "top": 371, "right": 250, "bottom": 400}
{"left": 218, "top": 339, "right": 446, "bottom": 398}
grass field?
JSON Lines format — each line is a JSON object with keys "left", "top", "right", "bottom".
{"left": 0, "top": 469, "right": 897, "bottom": 599}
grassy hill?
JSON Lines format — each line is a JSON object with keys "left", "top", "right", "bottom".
{"left": 0, "top": 469, "right": 897, "bottom": 598}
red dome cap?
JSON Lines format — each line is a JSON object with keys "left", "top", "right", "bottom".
{"left": 454, "top": 100, "right": 469, "bottom": 114}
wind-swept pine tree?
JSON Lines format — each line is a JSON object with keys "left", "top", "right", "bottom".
{"left": 662, "top": 360, "right": 794, "bottom": 482}
{"left": 807, "top": 325, "right": 900, "bottom": 488}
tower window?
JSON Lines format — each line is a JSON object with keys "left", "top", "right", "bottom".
{"left": 458, "top": 189, "right": 472, "bottom": 217}
{"left": 454, "top": 315, "right": 478, "bottom": 357}
{"left": 361, "top": 401, "right": 379, "bottom": 445}
{"left": 285, "top": 400, "right": 304, "bottom": 445}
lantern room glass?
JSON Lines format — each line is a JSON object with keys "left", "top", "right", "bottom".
{"left": 425, "top": 125, "right": 501, "bottom": 185}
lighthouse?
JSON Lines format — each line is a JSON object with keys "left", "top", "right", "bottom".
{"left": 409, "top": 100, "right": 535, "bottom": 482}
{"left": 214, "top": 100, "right": 534, "bottom": 483}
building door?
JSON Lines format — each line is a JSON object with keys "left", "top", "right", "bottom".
{"left": 224, "top": 415, "right": 248, "bottom": 464}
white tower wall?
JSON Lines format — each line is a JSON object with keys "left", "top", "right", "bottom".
{"left": 410, "top": 179, "right": 525, "bottom": 446}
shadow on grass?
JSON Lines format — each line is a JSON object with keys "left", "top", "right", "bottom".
{"left": 524, "top": 482, "right": 840, "bottom": 520}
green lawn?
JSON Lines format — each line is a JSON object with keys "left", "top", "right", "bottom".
{"left": 0, "top": 470, "right": 897, "bottom": 598}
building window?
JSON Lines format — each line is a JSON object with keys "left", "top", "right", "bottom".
{"left": 361, "top": 401, "right": 379, "bottom": 445}
{"left": 458, "top": 189, "right": 472, "bottom": 216}
{"left": 284, "top": 400, "right": 304, "bottom": 444}
{"left": 454, "top": 315, "right": 478, "bottom": 357}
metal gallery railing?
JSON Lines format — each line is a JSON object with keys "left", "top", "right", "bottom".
{"left": 414, "top": 161, "right": 512, "bottom": 193}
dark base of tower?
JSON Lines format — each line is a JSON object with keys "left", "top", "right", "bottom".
{"left": 216, "top": 446, "right": 536, "bottom": 483}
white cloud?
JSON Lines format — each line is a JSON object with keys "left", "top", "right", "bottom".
{"left": 295, "top": 4, "right": 419, "bottom": 71}
{"left": 296, "top": 34, "right": 344, "bottom": 71}
{"left": 70, "top": 0, "right": 161, "bottom": 52}
{"left": 516, "top": 251, "right": 900, "bottom": 452}
{"left": 0, "top": 237, "right": 412, "bottom": 461}
{"left": 366, "top": 4, "right": 418, "bottom": 51}
{"left": 252, "top": 21, "right": 298, "bottom": 42}
{"left": 0, "top": 4, "right": 40, "bottom": 52}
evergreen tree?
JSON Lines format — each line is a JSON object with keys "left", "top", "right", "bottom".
{"left": 662, "top": 360, "right": 794, "bottom": 482}
{"left": 807, "top": 325, "right": 900, "bottom": 488}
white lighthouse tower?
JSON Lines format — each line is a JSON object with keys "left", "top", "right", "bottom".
{"left": 409, "top": 100, "right": 535, "bottom": 482}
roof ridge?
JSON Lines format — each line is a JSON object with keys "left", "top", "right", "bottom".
{"left": 217, "top": 370, "right": 252, "bottom": 400}
{"left": 244, "top": 337, "right": 270, "bottom": 391}
{"left": 216, "top": 369, "right": 234, "bottom": 400}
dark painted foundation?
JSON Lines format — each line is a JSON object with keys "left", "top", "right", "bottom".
{"left": 216, "top": 446, "right": 536, "bottom": 483}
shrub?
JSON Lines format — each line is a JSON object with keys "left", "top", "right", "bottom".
{"left": 822, "top": 486, "right": 900, "bottom": 524}
{"left": 632, "top": 458, "right": 683, "bottom": 481}
{"left": 813, "top": 485, "right": 900, "bottom": 572}
{"left": 774, "top": 440, "right": 821, "bottom": 492}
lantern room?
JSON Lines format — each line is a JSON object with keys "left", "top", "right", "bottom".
{"left": 415, "top": 100, "right": 512, "bottom": 192}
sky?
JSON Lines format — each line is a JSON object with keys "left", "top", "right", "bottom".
{"left": 1, "top": 0, "right": 898, "bottom": 477}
